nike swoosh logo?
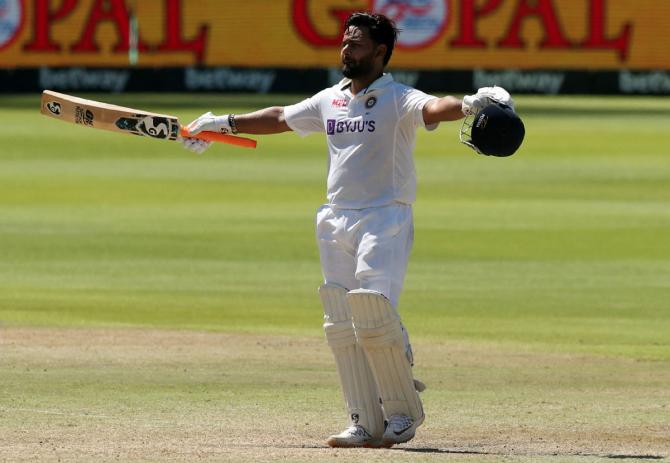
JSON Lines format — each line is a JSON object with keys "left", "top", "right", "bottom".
{"left": 393, "top": 424, "right": 412, "bottom": 435}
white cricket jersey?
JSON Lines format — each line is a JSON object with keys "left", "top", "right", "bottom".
{"left": 283, "top": 73, "right": 438, "bottom": 209}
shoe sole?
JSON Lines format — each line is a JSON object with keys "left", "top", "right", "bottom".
{"left": 327, "top": 439, "right": 363, "bottom": 448}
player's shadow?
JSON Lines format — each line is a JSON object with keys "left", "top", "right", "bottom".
{"left": 399, "top": 448, "right": 666, "bottom": 460}
{"left": 398, "top": 448, "right": 488, "bottom": 455}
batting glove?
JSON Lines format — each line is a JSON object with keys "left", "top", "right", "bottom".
{"left": 462, "top": 86, "right": 515, "bottom": 116}
{"left": 179, "top": 136, "right": 212, "bottom": 155}
{"left": 184, "top": 111, "right": 234, "bottom": 136}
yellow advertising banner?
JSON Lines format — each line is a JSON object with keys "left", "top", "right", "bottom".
{"left": 0, "top": 0, "right": 668, "bottom": 70}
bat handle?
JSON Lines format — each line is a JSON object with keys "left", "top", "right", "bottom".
{"left": 179, "top": 127, "right": 257, "bottom": 149}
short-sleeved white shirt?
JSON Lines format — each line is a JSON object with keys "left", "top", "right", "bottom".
{"left": 284, "top": 73, "right": 438, "bottom": 209}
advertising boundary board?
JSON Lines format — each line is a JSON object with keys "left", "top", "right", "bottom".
{"left": 1, "top": 1, "right": 668, "bottom": 71}
{"left": 1, "top": 67, "right": 670, "bottom": 95}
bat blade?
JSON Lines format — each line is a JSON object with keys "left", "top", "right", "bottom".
{"left": 40, "top": 90, "right": 257, "bottom": 149}
{"left": 40, "top": 90, "right": 180, "bottom": 140}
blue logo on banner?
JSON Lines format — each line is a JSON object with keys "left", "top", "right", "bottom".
{"left": 0, "top": 0, "right": 23, "bottom": 50}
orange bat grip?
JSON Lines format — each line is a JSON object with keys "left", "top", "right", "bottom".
{"left": 179, "top": 127, "right": 257, "bottom": 149}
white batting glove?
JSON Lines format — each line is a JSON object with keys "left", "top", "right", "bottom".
{"left": 462, "top": 86, "right": 515, "bottom": 116}
{"left": 184, "top": 111, "right": 233, "bottom": 136}
{"left": 179, "top": 136, "right": 212, "bottom": 155}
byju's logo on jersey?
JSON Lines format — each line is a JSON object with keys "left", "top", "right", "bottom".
{"left": 374, "top": 0, "right": 448, "bottom": 49}
{"left": 0, "top": 0, "right": 24, "bottom": 51}
{"left": 327, "top": 118, "right": 376, "bottom": 135}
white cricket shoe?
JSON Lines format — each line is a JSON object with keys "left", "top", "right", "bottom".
{"left": 382, "top": 414, "right": 425, "bottom": 446}
{"left": 326, "top": 425, "right": 384, "bottom": 448}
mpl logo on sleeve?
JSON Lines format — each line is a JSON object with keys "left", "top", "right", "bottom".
{"left": 0, "top": 0, "right": 24, "bottom": 51}
{"left": 332, "top": 98, "right": 348, "bottom": 108}
{"left": 374, "top": 0, "right": 448, "bottom": 49}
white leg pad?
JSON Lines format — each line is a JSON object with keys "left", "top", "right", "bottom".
{"left": 347, "top": 289, "right": 424, "bottom": 421}
{"left": 319, "top": 284, "right": 385, "bottom": 438}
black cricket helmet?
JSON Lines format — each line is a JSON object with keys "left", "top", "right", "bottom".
{"left": 460, "top": 102, "right": 525, "bottom": 157}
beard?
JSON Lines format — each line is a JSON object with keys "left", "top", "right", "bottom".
{"left": 342, "top": 54, "right": 375, "bottom": 79}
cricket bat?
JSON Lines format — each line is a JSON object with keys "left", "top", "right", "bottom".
{"left": 40, "top": 90, "right": 257, "bottom": 149}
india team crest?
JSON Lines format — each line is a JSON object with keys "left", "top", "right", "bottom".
{"left": 372, "top": 0, "right": 449, "bottom": 49}
{"left": 0, "top": 0, "right": 24, "bottom": 51}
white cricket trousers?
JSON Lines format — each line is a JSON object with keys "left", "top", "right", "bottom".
{"left": 315, "top": 203, "right": 414, "bottom": 308}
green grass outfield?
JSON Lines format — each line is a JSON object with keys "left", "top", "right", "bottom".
{"left": 0, "top": 94, "right": 669, "bottom": 461}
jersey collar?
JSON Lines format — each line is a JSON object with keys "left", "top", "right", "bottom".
{"left": 338, "top": 73, "right": 394, "bottom": 94}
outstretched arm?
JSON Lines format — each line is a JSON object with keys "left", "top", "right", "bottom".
{"left": 185, "top": 106, "right": 291, "bottom": 137}
{"left": 233, "top": 107, "right": 291, "bottom": 134}
{"left": 422, "top": 96, "right": 465, "bottom": 125}
{"left": 422, "top": 86, "right": 517, "bottom": 127}
{"left": 180, "top": 106, "right": 292, "bottom": 153}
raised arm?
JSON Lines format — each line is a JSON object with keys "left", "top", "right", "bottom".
{"left": 422, "top": 86, "right": 517, "bottom": 127}
{"left": 422, "top": 96, "right": 465, "bottom": 125}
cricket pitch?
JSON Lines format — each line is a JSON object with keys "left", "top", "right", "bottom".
{"left": 1, "top": 327, "right": 667, "bottom": 463}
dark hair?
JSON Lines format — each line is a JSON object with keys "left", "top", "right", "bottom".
{"left": 344, "top": 12, "right": 399, "bottom": 65}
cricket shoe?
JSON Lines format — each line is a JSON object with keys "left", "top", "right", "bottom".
{"left": 382, "top": 414, "right": 425, "bottom": 446}
{"left": 326, "top": 425, "right": 385, "bottom": 448}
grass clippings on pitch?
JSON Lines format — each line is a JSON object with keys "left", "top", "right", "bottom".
{"left": 1, "top": 328, "right": 668, "bottom": 463}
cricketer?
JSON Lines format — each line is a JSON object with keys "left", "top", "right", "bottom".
{"left": 181, "top": 12, "right": 522, "bottom": 448}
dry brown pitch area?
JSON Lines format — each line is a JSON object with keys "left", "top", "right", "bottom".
{"left": 1, "top": 328, "right": 668, "bottom": 462}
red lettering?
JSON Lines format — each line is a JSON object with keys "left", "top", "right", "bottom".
{"left": 292, "top": 0, "right": 357, "bottom": 46}
{"left": 23, "top": 0, "right": 77, "bottom": 52}
{"left": 498, "top": 0, "right": 571, "bottom": 49}
{"left": 71, "top": 0, "right": 135, "bottom": 52}
{"left": 582, "top": 0, "right": 631, "bottom": 61}
{"left": 156, "top": 0, "right": 209, "bottom": 64}
{"left": 450, "top": 0, "right": 504, "bottom": 48}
